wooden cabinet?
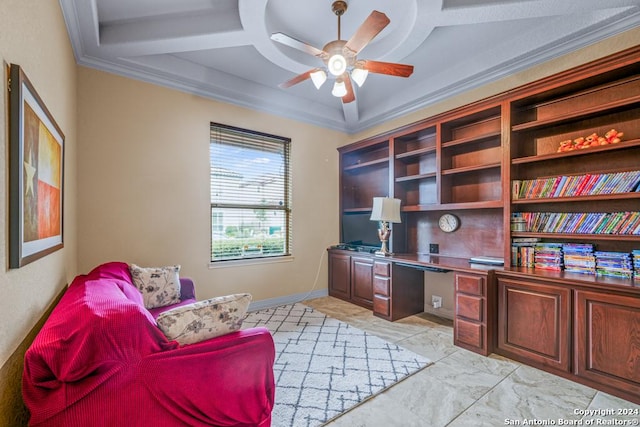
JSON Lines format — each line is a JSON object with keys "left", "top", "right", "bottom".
{"left": 574, "top": 290, "right": 640, "bottom": 398}
{"left": 372, "top": 261, "right": 424, "bottom": 321}
{"left": 351, "top": 256, "right": 374, "bottom": 308}
{"left": 328, "top": 250, "right": 373, "bottom": 309}
{"left": 372, "top": 260, "right": 392, "bottom": 319}
{"left": 454, "top": 272, "right": 495, "bottom": 356}
{"left": 334, "top": 46, "right": 640, "bottom": 404}
{"left": 497, "top": 276, "right": 571, "bottom": 372}
{"left": 328, "top": 251, "right": 351, "bottom": 301}
{"left": 328, "top": 250, "right": 424, "bottom": 320}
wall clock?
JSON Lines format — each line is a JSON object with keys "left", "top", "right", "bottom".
{"left": 438, "top": 213, "right": 460, "bottom": 233}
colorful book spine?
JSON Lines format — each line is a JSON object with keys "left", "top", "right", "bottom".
{"left": 516, "top": 170, "right": 640, "bottom": 199}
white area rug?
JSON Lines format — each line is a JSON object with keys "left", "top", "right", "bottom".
{"left": 242, "top": 303, "right": 432, "bottom": 427}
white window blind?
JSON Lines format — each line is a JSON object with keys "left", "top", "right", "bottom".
{"left": 210, "top": 123, "right": 291, "bottom": 262}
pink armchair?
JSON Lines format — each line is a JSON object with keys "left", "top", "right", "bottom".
{"left": 23, "top": 262, "right": 275, "bottom": 426}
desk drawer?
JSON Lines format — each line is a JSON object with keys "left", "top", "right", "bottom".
{"left": 455, "top": 318, "right": 483, "bottom": 349}
{"left": 455, "top": 274, "right": 485, "bottom": 296}
{"left": 373, "top": 261, "right": 391, "bottom": 277}
{"left": 373, "top": 277, "right": 391, "bottom": 297}
{"left": 373, "top": 295, "right": 390, "bottom": 317}
{"left": 456, "top": 294, "right": 483, "bottom": 322}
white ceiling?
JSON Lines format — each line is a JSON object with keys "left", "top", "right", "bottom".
{"left": 59, "top": 0, "right": 640, "bottom": 134}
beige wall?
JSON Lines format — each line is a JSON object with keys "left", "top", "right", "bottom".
{"left": 0, "top": 0, "right": 77, "bottom": 368}
{"left": 76, "top": 67, "right": 346, "bottom": 303}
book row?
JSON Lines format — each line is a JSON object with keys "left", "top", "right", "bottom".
{"left": 514, "top": 211, "right": 640, "bottom": 235}
{"left": 512, "top": 170, "right": 640, "bottom": 200}
{"left": 511, "top": 241, "right": 640, "bottom": 280}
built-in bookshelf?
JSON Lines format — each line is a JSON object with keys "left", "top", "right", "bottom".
{"left": 335, "top": 47, "right": 640, "bottom": 404}
{"left": 508, "top": 53, "right": 640, "bottom": 264}
{"left": 340, "top": 140, "right": 389, "bottom": 212}
{"left": 393, "top": 125, "right": 437, "bottom": 209}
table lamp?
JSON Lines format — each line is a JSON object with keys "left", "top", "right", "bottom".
{"left": 370, "top": 197, "right": 401, "bottom": 256}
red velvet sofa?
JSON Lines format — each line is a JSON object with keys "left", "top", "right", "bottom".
{"left": 23, "top": 262, "right": 275, "bottom": 426}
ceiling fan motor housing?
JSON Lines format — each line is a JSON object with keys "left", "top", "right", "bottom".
{"left": 332, "top": 1, "right": 348, "bottom": 16}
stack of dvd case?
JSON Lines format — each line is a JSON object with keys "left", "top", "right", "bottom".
{"left": 562, "top": 243, "right": 596, "bottom": 275}
{"left": 534, "top": 243, "right": 563, "bottom": 271}
{"left": 633, "top": 250, "right": 640, "bottom": 281}
{"left": 594, "top": 251, "right": 633, "bottom": 279}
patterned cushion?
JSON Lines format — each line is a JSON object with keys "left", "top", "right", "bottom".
{"left": 156, "top": 294, "right": 252, "bottom": 345}
{"left": 129, "top": 264, "right": 181, "bottom": 309}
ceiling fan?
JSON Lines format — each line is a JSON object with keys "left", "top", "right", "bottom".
{"left": 271, "top": 1, "right": 414, "bottom": 104}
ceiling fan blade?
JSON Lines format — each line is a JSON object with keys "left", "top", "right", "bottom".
{"left": 343, "top": 11, "right": 390, "bottom": 57}
{"left": 270, "top": 32, "right": 328, "bottom": 59}
{"left": 341, "top": 74, "right": 355, "bottom": 104}
{"left": 279, "top": 69, "right": 315, "bottom": 89}
{"left": 361, "top": 60, "right": 414, "bottom": 77}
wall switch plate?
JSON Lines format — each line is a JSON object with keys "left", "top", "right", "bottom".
{"left": 431, "top": 295, "right": 443, "bottom": 309}
{"left": 429, "top": 243, "right": 439, "bottom": 254}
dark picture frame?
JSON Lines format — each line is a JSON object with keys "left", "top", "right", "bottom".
{"left": 9, "top": 64, "right": 64, "bottom": 268}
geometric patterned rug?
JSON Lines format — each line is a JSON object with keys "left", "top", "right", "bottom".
{"left": 242, "top": 303, "right": 432, "bottom": 427}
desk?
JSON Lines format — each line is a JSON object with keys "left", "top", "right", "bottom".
{"left": 327, "top": 249, "right": 500, "bottom": 355}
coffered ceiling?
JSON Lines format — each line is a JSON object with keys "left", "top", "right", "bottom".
{"left": 59, "top": 0, "right": 640, "bottom": 133}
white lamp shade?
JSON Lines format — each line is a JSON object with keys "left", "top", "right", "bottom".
{"left": 331, "top": 80, "right": 347, "bottom": 97}
{"left": 351, "top": 68, "right": 369, "bottom": 87}
{"left": 310, "top": 69, "right": 327, "bottom": 89}
{"left": 328, "top": 54, "right": 347, "bottom": 76}
{"left": 370, "top": 197, "right": 401, "bottom": 223}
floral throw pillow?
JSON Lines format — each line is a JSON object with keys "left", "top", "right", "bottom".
{"left": 155, "top": 293, "right": 252, "bottom": 345}
{"left": 129, "top": 264, "right": 182, "bottom": 309}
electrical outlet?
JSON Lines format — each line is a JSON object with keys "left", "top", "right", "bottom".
{"left": 429, "top": 243, "right": 439, "bottom": 254}
{"left": 431, "top": 295, "right": 442, "bottom": 309}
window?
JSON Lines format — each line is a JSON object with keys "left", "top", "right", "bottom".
{"left": 210, "top": 123, "right": 291, "bottom": 262}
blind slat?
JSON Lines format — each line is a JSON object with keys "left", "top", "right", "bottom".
{"left": 210, "top": 123, "right": 291, "bottom": 261}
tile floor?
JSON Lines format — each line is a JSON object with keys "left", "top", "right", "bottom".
{"left": 302, "top": 296, "right": 640, "bottom": 427}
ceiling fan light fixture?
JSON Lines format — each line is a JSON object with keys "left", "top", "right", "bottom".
{"left": 328, "top": 54, "right": 347, "bottom": 76}
{"left": 310, "top": 69, "right": 327, "bottom": 89}
{"left": 332, "top": 80, "right": 347, "bottom": 97}
{"left": 351, "top": 67, "right": 369, "bottom": 87}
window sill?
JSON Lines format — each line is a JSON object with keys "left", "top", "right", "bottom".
{"left": 209, "top": 255, "right": 294, "bottom": 269}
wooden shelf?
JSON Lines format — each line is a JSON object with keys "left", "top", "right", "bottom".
{"left": 395, "top": 146, "right": 436, "bottom": 160}
{"left": 512, "top": 192, "right": 640, "bottom": 204}
{"left": 511, "top": 139, "right": 640, "bottom": 165}
{"left": 402, "top": 200, "right": 503, "bottom": 212}
{"left": 511, "top": 232, "right": 640, "bottom": 241}
{"left": 512, "top": 94, "right": 640, "bottom": 132}
{"left": 501, "top": 267, "right": 640, "bottom": 294}
{"left": 343, "top": 157, "right": 388, "bottom": 172}
{"left": 395, "top": 172, "right": 437, "bottom": 183}
{"left": 441, "top": 130, "right": 501, "bottom": 149}
{"left": 442, "top": 162, "right": 501, "bottom": 176}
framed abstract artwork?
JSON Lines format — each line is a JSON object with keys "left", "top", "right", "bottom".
{"left": 9, "top": 64, "right": 64, "bottom": 268}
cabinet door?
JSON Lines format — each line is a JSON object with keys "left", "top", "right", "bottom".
{"left": 351, "top": 257, "right": 374, "bottom": 308}
{"left": 497, "top": 278, "right": 571, "bottom": 372}
{"left": 575, "top": 290, "right": 640, "bottom": 397}
{"left": 328, "top": 252, "right": 351, "bottom": 301}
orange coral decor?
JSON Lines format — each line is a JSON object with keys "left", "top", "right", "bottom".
{"left": 557, "top": 129, "right": 624, "bottom": 152}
